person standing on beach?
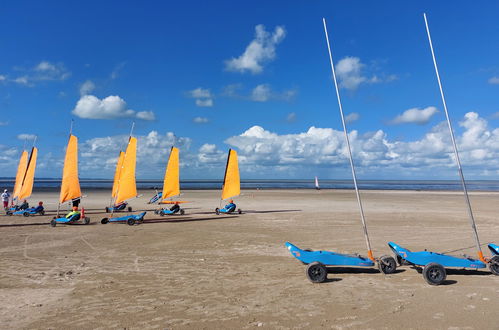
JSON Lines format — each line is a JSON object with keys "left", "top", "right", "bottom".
{"left": 2, "top": 189, "right": 11, "bottom": 209}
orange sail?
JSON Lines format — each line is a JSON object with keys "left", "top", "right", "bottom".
{"left": 59, "top": 135, "right": 82, "bottom": 203}
{"left": 111, "top": 151, "right": 125, "bottom": 198}
{"left": 115, "top": 137, "right": 137, "bottom": 204}
{"left": 18, "top": 147, "right": 38, "bottom": 200}
{"left": 13, "top": 151, "right": 28, "bottom": 200}
{"left": 162, "top": 147, "right": 180, "bottom": 200}
{"left": 221, "top": 149, "right": 240, "bottom": 200}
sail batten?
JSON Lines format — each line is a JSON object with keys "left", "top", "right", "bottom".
{"left": 162, "top": 147, "right": 180, "bottom": 200}
{"left": 59, "top": 135, "right": 81, "bottom": 204}
{"left": 221, "top": 149, "right": 240, "bottom": 200}
{"left": 115, "top": 137, "right": 137, "bottom": 204}
{"left": 18, "top": 147, "right": 37, "bottom": 200}
{"left": 13, "top": 151, "right": 28, "bottom": 200}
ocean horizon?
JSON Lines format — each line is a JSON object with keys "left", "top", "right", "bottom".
{"left": 2, "top": 178, "right": 499, "bottom": 191}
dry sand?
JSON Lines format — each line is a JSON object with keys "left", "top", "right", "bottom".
{"left": 0, "top": 189, "right": 498, "bottom": 329}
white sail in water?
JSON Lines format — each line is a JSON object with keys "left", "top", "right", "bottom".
{"left": 314, "top": 176, "right": 320, "bottom": 190}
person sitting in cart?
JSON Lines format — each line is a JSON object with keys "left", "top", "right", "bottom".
{"left": 32, "top": 201, "right": 44, "bottom": 213}
{"left": 65, "top": 206, "right": 80, "bottom": 219}
{"left": 170, "top": 202, "right": 180, "bottom": 213}
{"left": 225, "top": 200, "right": 236, "bottom": 212}
{"left": 19, "top": 199, "right": 29, "bottom": 210}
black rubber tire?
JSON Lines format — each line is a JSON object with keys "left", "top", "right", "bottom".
{"left": 159, "top": 210, "right": 165, "bottom": 216}
{"left": 378, "top": 255, "right": 397, "bottom": 274}
{"left": 238, "top": 208, "right": 242, "bottom": 214}
{"left": 154, "top": 209, "right": 159, "bottom": 215}
{"left": 23, "top": 212, "right": 30, "bottom": 217}
{"left": 101, "top": 218, "right": 109, "bottom": 224}
{"left": 180, "top": 209, "right": 185, "bottom": 215}
{"left": 6, "top": 211, "right": 12, "bottom": 216}
{"left": 127, "top": 218, "right": 135, "bottom": 226}
{"left": 50, "top": 219, "right": 56, "bottom": 227}
{"left": 306, "top": 262, "right": 327, "bottom": 283}
{"left": 127, "top": 206, "right": 132, "bottom": 212}
{"left": 422, "top": 263, "right": 446, "bottom": 285}
{"left": 489, "top": 255, "right": 499, "bottom": 276}
{"left": 215, "top": 208, "right": 220, "bottom": 215}
{"left": 84, "top": 217, "right": 90, "bottom": 225}
{"left": 40, "top": 210, "right": 45, "bottom": 216}
{"left": 105, "top": 207, "right": 110, "bottom": 213}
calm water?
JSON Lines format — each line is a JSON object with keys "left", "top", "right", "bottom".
{"left": 2, "top": 178, "right": 499, "bottom": 191}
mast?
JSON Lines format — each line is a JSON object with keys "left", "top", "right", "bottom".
{"left": 322, "top": 18, "right": 375, "bottom": 261}
{"left": 423, "top": 13, "right": 485, "bottom": 262}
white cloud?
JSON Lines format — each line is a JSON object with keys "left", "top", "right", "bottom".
{"left": 0, "top": 75, "right": 6, "bottom": 81}
{"left": 0, "top": 121, "right": 8, "bottom": 126}
{"left": 72, "top": 95, "right": 155, "bottom": 121}
{"left": 225, "top": 24, "right": 286, "bottom": 74}
{"left": 488, "top": 76, "right": 499, "bottom": 84}
{"left": 335, "top": 57, "right": 395, "bottom": 90}
{"left": 193, "top": 117, "right": 209, "bottom": 124}
{"left": 195, "top": 99, "right": 213, "bottom": 107}
{"left": 110, "top": 62, "right": 126, "bottom": 79}
{"left": 14, "top": 76, "right": 30, "bottom": 86}
{"left": 286, "top": 112, "right": 296, "bottom": 123}
{"left": 11, "top": 61, "right": 70, "bottom": 86}
{"left": 79, "top": 80, "right": 95, "bottom": 96}
{"left": 390, "top": 106, "right": 438, "bottom": 125}
{"left": 17, "top": 134, "right": 37, "bottom": 141}
{"left": 250, "top": 84, "right": 296, "bottom": 102}
{"left": 345, "top": 112, "right": 360, "bottom": 123}
{"left": 197, "top": 143, "right": 225, "bottom": 164}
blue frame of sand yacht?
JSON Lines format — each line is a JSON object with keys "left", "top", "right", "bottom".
{"left": 386, "top": 14, "right": 499, "bottom": 285}
{"left": 284, "top": 19, "right": 398, "bottom": 283}
{"left": 101, "top": 211, "right": 146, "bottom": 226}
{"left": 50, "top": 212, "right": 90, "bottom": 227}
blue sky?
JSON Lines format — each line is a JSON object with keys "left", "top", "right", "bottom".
{"left": 1, "top": 1, "right": 498, "bottom": 180}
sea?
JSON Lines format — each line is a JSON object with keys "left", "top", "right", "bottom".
{"left": 2, "top": 178, "right": 499, "bottom": 191}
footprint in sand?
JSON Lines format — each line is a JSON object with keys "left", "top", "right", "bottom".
{"left": 433, "top": 312, "right": 444, "bottom": 319}
{"left": 464, "top": 305, "right": 476, "bottom": 311}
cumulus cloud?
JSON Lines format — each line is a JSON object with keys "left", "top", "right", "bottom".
{"left": 390, "top": 106, "right": 438, "bottom": 125}
{"left": 249, "top": 84, "right": 296, "bottom": 102}
{"left": 0, "top": 75, "right": 6, "bottom": 81}
{"left": 335, "top": 57, "right": 395, "bottom": 90}
{"left": 188, "top": 87, "right": 214, "bottom": 107}
{"left": 225, "top": 24, "right": 286, "bottom": 74}
{"left": 79, "top": 80, "right": 95, "bottom": 96}
{"left": 17, "top": 134, "right": 37, "bottom": 141}
{"left": 10, "top": 61, "right": 71, "bottom": 86}
{"left": 72, "top": 95, "right": 155, "bottom": 121}
{"left": 345, "top": 112, "right": 360, "bottom": 123}
{"left": 286, "top": 112, "right": 296, "bottom": 123}
{"left": 193, "top": 117, "right": 209, "bottom": 124}
{"left": 488, "top": 76, "right": 499, "bottom": 84}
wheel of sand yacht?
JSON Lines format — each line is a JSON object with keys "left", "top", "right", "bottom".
{"left": 127, "top": 206, "right": 132, "bottom": 212}
{"left": 306, "top": 262, "right": 327, "bottom": 283}
{"left": 84, "top": 217, "right": 90, "bottom": 225}
{"left": 23, "top": 212, "right": 30, "bottom": 217}
{"left": 40, "top": 210, "right": 45, "bottom": 216}
{"left": 50, "top": 219, "right": 56, "bottom": 227}
{"left": 378, "top": 255, "right": 397, "bottom": 274}
{"left": 127, "top": 218, "right": 135, "bottom": 226}
{"left": 215, "top": 208, "right": 220, "bottom": 215}
{"left": 6, "top": 211, "right": 12, "bottom": 216}
{"left": 422, "top": 263, "right": 446, "bottom": 285}
{"left": 489, "top": 255, "right": 499, "bottom": 276}
{"left": 105, "top": 207, "right": 110, "bottom": 213}
{"left": 180, "top": 209, "right": 185, "bottom": 215}
{"left": 238, "top": 208, "right": 242, "bottom": 214}
{"left": 101, "top": 218, "right": 109, "bottom": 224}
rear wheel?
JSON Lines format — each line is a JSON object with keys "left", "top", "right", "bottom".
{"left": 6, "top": 211, "right": 12, "bottom": 216}
{"left": 23, "top": 212, "right": 30, "bottom": 217}
{"left": 105, "top": 207, "right": 110, "bottom": 213}
{"left": 127, "top": 206, "right": 132, "bottom": 212}
{"left": 215, "top": 208, "right": 220, "bottom": 215}
{"left": 378, "top": 255, "right": 397, "bottom": 274}
{"left": 84, "top": 217, "right": 90, "bottom": 225}
{"left": 159, "top": 210, "right": 165, "bottom": 216}
{"left": 238, "top": 208, "right": 242, "bottom": 214}
{"left": 50, "top": 219, "right": 56, "bottom": 227}
{"left": 101, "top": 218, "right": 109, "bottom": 224}
{"left": 40, "top": 210, "right": 45, "bottom": 216}
{"left": 489, "top": 255, "right": 499, "bottom": 276}
{"left": 127, "top": 218, "right": 135, "bottom": 226}
{"left": 180, "top": 209, "right": 185, "bottom": 215}
{"left": 422, "top": 263, "right": 446, "bottom": 285}
{"left": 306, "top": 262, "right": 327, "bottom": 283}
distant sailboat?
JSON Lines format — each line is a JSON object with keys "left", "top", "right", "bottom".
{"left": 216, "top": 149, "right": 242, "bottom": 214}
{"left": 12, "top": 150, "right": 28, "bottom": 203}
{"left": 17, "top": 146, "right": 38, "bottom": 201}
{"left": 156, "top": 147, "right": 186, "bottom": 215}
{"left": 58, "top": 134, "right": 82, "bottom": 215}
{"left": 112, "top": 135, "right": 138, "bottom": 212}
{"left": 314, "top": 176, "right": 320, "bottom": 190}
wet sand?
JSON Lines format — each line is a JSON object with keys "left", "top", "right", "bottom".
{"left": 1, "top": 189, "right": 498, "bottom": 329}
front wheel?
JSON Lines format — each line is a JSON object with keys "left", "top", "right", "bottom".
{"left": 215, "top": 208, "right": 220, "bottom": 215}
{"left": 101, "top": 218, "right": 109, "bottom": 224}
{"left": 50, "top": 219, "right": 56, "bottom": 227}
{"left": 306, "top": 262, "right": 327, "bottom": 283}
{"left": 489, "top": 255, "right": 499, "bottom": 276}
{"left": 84, "top": 217, "right": 90, "bottom": 225}
{"left": 127, "top": 206, "right": 132, "bottom": 212}
{"left": 180, "top": 209, "right": 185, "bottom": 215}
{"left": 105, "top": 207, "right": 110, "bottom": 213}
{"left": 378, "top": 255, "right": 397, "bottom": 274}
{"left": 40, "top": 210, "right": 45, "bottom": 216}
{"left": 23, "top": 212, "right": 30, "bottom": 217}
{"left": 127, "top": 218, "right": 135, "bottom": 226}
{"left": 6, "top": 211, "right": 12, "bottom": 216}
{"left": 422, "top": 263, "right": 446, "bottom": 285}
{"left": 238, "top": 209, "right": 242, "bottom": 214}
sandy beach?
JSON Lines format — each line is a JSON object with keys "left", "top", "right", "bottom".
{"left": 1, "top": 188, "right": 498, "bottom": 329}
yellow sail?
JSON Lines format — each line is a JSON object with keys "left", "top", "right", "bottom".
{"left": 111, "top": 151, "right": 125, "bottom": 198}
{"left": 18, "top": 147, "right": 38, "bottom": 200}
{"left": 162, "top": 147, "right": 180, "bottom": 199}
{"left": 115, "top": 137, "right": 137, "bottom": 204}
{"left": 221, "top": 149, "right": 240, "bottom": 200}
{"left": 59, "top": 135, "right": 82, "bottom": 203}
{"left": 13, "top": 151, "right": 28, "bottom": 200}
